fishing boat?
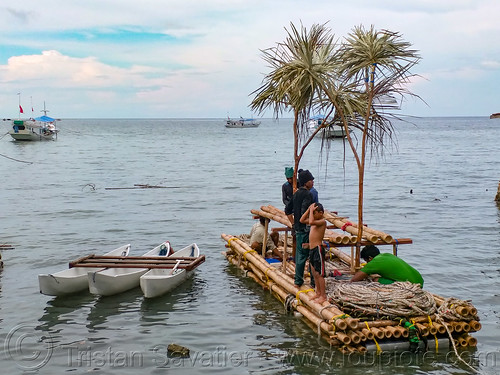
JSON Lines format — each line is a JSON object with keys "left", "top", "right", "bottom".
{"left": 489, "top": 113, "right": 500, "bottom": 119}
{"left": 306, "top": 115, "right": 345, "bottom": 138}
{"left": 9, "top": 118, "right": 58, "bottom": 141}
{"left": 38, "top": 244, "right": 131, "bottom": 296}
{"left": 88, "top": 241, "right": 172, "bottom": 296}
{"left": 8, "top": 102, "right": 59, "bottom": 141}
{"left": 140, "top": 243, "right": 200, "bottom": 298}
{"left": 225, "top": 117, "right": 261, "bottom": 128}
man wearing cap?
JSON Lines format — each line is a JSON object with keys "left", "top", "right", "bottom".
{"left": 282, "top": 167, "right": 294, "bottom": 208}
{"left": 285, "top": 169, "right": 315, "bottom": 287}
{"left": 297, "top": 168, "right": 318, "bottom": 203}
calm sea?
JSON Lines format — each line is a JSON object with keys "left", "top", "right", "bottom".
{"left": 0, "top": 117, "right": 499, "bottom": 374}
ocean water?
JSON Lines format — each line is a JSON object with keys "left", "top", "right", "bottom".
{"left": 0, "top": 117, "right": 499, "bottom": 374}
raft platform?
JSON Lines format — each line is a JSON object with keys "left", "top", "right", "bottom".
{"left": 69, "top": 255, "right": 205, "bottom": 271}
{"left": 221, "top": 205, "right": 481, "bottom": 354}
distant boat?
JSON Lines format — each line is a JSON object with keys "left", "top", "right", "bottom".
{"left": 225, "top": 117, "right": 261, "bottom": 128}
{"left": 489, "top": 113, "right": 500, "bottom": 119}
{"left": 8, "top": 102, "right": 59, "bottom": 141}
{"left": 306, "top": 115, "right": 346, "bottom": 138}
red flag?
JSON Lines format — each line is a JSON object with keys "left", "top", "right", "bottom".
{"left": 19, "top": 105, "right": 24, "bottom": 114}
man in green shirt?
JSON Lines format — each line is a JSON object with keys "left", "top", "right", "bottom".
{"left": 350, "top": 245, "right": 424, "bottom": 287}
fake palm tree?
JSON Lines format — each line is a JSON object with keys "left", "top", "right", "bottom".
{"left": 334, "top": 25, "right": 420, "bottom": 265}
{"left": 251, "top": 23, "right": 420, "bottom": 266}
{"left": 250, "top": 22, "right": 338, "bottom": 190}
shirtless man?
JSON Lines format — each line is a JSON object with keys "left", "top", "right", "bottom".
{"left": 300, "top": 202, "right": 327, "bottom": 303}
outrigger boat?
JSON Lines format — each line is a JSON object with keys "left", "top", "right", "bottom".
{"left": 306, "top": 115, "right": 345, "bottom": 138}
{"left": 38, "top": 244, "right": 131, "bottom": 296}
{"left": 225, "top": 117, "right": 261, "bottom": 128}
{"left": 9, "top": 118, "right": 58, "bottom": 141}
{"left": 87, "top": 241, "right": 172, "bottom": 296}
{"left": 140, "top": 243, "right": 200, "bottom": 298}
{"left": 8, "top": 101, "right": 59, "bottom": 141}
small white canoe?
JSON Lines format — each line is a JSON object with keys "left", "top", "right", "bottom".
{"left": 88, "top": 241, "right": 171, "bottom": 296}
{"left": 38, "top": 244, "right": 131, "bottom": 296}
{"left": 140, "top": 243, "right": 200, "bottom": 298}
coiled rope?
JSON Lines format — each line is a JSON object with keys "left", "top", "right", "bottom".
{"left": 328, "top": 281, "right": 437, "bottom": 319}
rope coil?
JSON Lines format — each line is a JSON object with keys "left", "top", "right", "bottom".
{"left": 328, "top": 281, "right": 437, "bottom": 319}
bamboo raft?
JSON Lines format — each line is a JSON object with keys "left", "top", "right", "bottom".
{"left": 221, "top": 205, "right": 480, "bottom": 353}
{"left": 69, "top": 255, "right": 205, "bottom": 271}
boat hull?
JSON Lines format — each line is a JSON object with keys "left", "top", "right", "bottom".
{"left": 9, "top": 119, "right": 58, "bottom": 141}
{"left": 225, "top": 119, "right": 260, "bottom": 128}
{"left": 88, "top": 242, "right": 170, "bottom": 296}
{"left": 307, "top": 119, "right": 345, "bottom": 138}
{"left": 140, "top": 243, "right": 199, "bottom": 298}
{"left": 38, "top": 244, "right": 131, "bottom": 296}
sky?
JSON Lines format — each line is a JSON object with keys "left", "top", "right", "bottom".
{"left": 0, "top": 0, "right": 499, "bottom": 118}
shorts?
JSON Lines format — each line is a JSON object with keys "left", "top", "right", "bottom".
{"left": 309, "top": 245, "right": 325, "bottom": 277}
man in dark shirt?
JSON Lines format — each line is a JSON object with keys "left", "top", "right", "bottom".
{"left": 282, "top": 167, "right": 293, "bottom": 208}
{"left": 285, "top": 169, "right": 314, "bottom": 287}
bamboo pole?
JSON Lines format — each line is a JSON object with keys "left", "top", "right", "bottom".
{"left": 329, "top": 247, "right": 354, "bottom": 267}
{"left": 370, "top": 327, "right": 386, "bottom": 340}
{"left": 384, "top": 325, "right": 401, "bottom": 339}
{"left": 324, "top": 211, "right": 393, "bottom": 243}
{"left": 262, "top": 218, "right": 269, "bottom": 257}
{"left": 466, "top": 335, "right": 478, "bottom": 347}
{"left": 323, "top": 211, "right": 369, "bottom": 239}
{"left": 282, "top": 229, "right": 288, "bottom": 274}
{"left": 334, "top": 332, "right": 352, "bottom": 345}
{"left": 415, "top": 323, "right": 429, "bottom": 336}
{"left": 361, "top": 328, "right": 374, "bottom": 340}
{"left": 396, "top": 326, "right": 409, "bottom": 338}
{"left": 348, "top": 331, "right": 362, "bottom": 344}
{"left": 457, "top": 336, "right": 468, "bottom": 347}
{"left": 252, "top": 208, "right": 292, "bottom": 228}
{"left": 468, "top": 320, "right": 481, "bottom": 332}
{"left": 326, "top": 231, "right": 355, "bottom": 245}
{"left": 296, "top": 305, "right": 336, "bottom": 337}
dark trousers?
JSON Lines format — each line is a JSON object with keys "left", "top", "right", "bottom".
{"left": 294, "top": 231, "right": 314, "bottom": 287}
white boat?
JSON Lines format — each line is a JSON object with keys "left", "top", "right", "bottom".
{"left": 38, "top": 244, "right": 131, "bottom": 296}
{"left": 9, "top": 102, "right": 59, "bottom": 141}
{"left": 225, "top": 117, "right": 261, "bottom": 128}
{"left": 9, "top": 118, "right": 58, "bottom": 141}
{"left": 88, "top": 241, "right": 172, "bottom": 296}
{"left": 140, "top": 243, "right": 200, "bottom": 298}
{"left": 306, "top": 115, "right": 345, "bottom": 138}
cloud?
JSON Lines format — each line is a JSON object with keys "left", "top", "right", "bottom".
{"left": 481, "top": 60, "right": 500, "bottom": 70}
{"left": 1, "top": 1, "right": 500, "bottom": 117}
